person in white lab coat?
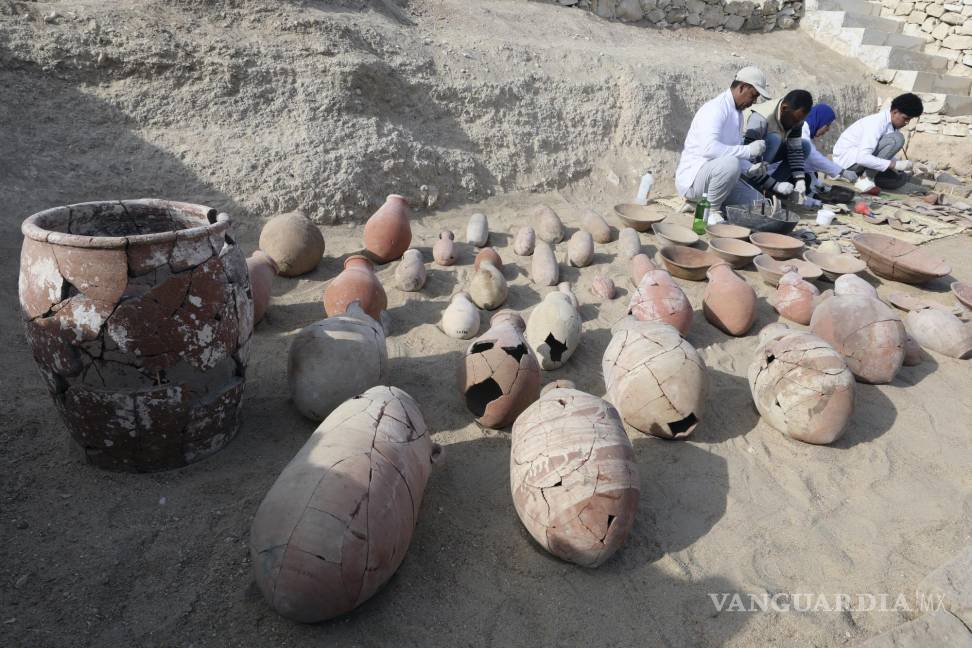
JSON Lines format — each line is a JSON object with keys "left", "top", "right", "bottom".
{"left": 799, "top": 103, "right": 858, "bottom": 192}
{"left": 674, "top": 66, "right": 772, "bottom": 222}
{"left": 832, "top": 93, "right": 923, "bottom": 192}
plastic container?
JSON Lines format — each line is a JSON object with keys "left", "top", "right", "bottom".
{"left": 816, "top": 209, "right": 836, "bottom": 226}
{"left": 634, "top": 173, "right": 654, "bottom": 205}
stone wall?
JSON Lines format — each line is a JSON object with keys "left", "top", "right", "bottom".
{"left": 885, "top": 0, "right": 972, "bottom": 77}
{"left": 544, "top": 0, "right": 803, "bottom": 31}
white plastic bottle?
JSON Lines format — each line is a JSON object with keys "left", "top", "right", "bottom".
{"left": 634, "top": 172, "right": 654, "bottom": 205}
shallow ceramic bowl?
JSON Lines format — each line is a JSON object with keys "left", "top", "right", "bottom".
{"left": 614, "top": 203, "right": 668, "bottom": 232}
{"left": 708, "top": 238, "right": 762, "bottom": 269}
{"left": 803, "top": 249, "right": 867, "bottom": 282}
{"left": 652, "top": 222, "right": 699, "bottom": 247}
{"left": 657, "top": 245, "right": 721, "bottom": 281}
{"left": 749, "top": 232, "right": 806, "bottom": 260}
{"left": 852, "top": 233, "right": 951, "bottom": 285}
{"left": 705, "top": 223, "right": 751, "bottom": 240}
{"left": 753, "top": 254, "right": 823, "bottom": 287}
{"left": 953, "top": 282, "right": 972, "bottom": 310}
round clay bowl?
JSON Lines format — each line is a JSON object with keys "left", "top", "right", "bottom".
{"left": 803, "top": 249, "right": 868, "bottom": 282}
{"left": 613, "top": 203, "right": 667, "bottom": 232}
{"left": 708, "top": 237, "right": 762, "bottom": 269}
{"left": 952, "top": 282, "right": 972, "bottom": 310}
{"left": 753, "top": 254, "right": 823, "bottom": 287}
{"left": 705, "top": 223, "right": 751, "bottom": 240}
{"left": 657, "top": 245, "right": 721, "bottom": 281}
{"left": 852, "top": 233, "right": 951, "bottom": 285}
{"left": 749, "top": 232, "right": 805, "bottom": 260}
{"left": 652, "top": 222, "right": 699, "bottom": 247}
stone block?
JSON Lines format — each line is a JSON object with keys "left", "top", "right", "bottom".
{"left": 618, "top": 0, "right": 645, "bottom": 20}
{"left": 702, "top": 5, "right": 725, "bottom": 26}
{"left": 685, "top": 10, "right": 702, "bottom": 24}
{"left": 927, "top": 3, "right": 946, "bottom": 15}
{"left": 896, "top": 2, "right": 916, "bottom": 13}
{"left": 944, "top": 33, "right": 972, "bottom": 48}
{"left": 725, "top": 13, "right": 746, "bottom": 28}
{"left": 933, "top": 22, "right": 953, "bottom": 39}
{"left": 922, "top": 17, "right": 937, "bottom": 30}
{"left": 907, "top": 9, "right": 927, "bottom": 21}
{"left": 943, "top": 1, "right": 962, "bottom": 9}
{"left": 941, "top": 10, "right": 965, "bottom": 22}
{"left": 647, "top": 7, "right": 666, "bottom": 21}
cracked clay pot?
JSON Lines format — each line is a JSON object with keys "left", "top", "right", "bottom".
{"left": 602, "top": 318, "right": 708, "bottom": 439}
{"left": 511, "top": 384, "right": 639, "bottom": 567}
{"left": 246, "top": 250, "right": 278, "bottom": 325}
{"left": 19, "top": 200, "right": 253, "bottom": 471}
{"left": 258, "top": 211, "right": 324, "bottom": 277}
{"left": 703, "top": 263, "right": 756, "bottom": 336}
{"left": 627, "top": 266, "right": 693, "bottom": 336}
{"left": 748, "top": 324, "right": 855, "bottom": 445}
{"left": 905, "top": 307, "right": 972, "bottom": 360}
{"left": 250, "top": 386, "right": 442, "bottom": 623}
{"left": 809, "top": 292, "right": 906, "bottom": 384}
{"left": 525, "top": 290, "right": 582, "bottom": 370}
{"left": 363, "top": 194, "right": 412, "bottom": 264}
{"left": 774, "top": 268, "right": 820, "bottom": 326}
{"left": 288, "top": 302, "right": 389, "bottom": 422}
{"left": 324, "top": 255, "right": 387, "bottom": 321}
{"left": 458, "top": 310, "right": 541, "bottom": 429}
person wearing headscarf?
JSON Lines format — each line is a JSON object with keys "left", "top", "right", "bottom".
{"left": 802, "top": 104, "right": 855, "bottom": 186}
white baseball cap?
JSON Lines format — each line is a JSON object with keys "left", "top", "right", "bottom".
{"left": 734, "top": 66, "right": 772, "bottom": 99}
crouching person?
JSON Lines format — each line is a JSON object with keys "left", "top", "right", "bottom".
{"left": 743, "top": 89, "right": 814, "bottom": 200}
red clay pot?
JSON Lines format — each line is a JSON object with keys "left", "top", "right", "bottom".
{"left": 363, "top": 194, "right": 411, "bottom": 264}
{"left": 703, "top": 263, "right": 756, "bottom": 336}
{"left": 247, "top": 250, "right": 279, "bottom": 325}
{"left": 323, "top": 255, "right": 387, "bottom": 321}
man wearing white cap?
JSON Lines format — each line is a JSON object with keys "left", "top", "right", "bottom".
{"left": 675, "top": 66, "right": 773, "bottom": 222}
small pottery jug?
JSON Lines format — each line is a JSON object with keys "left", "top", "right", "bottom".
{"left": 628, "top": 268, "right": 692, "bottom": 336}
{"left": 567, "top": 230, "right": 594, "bottom": 268}
{"left": 469, "top": 260, "right": 508, "bottom": 310}
{"left": 535, "top": 205, "right": 564, "bottom": 243}
{"left": 774, "top": 269, "right": 819, "bottom": 325}
{"left": 467, "top": 212, "right": 489, "bottom": 247}
{"left": 703, "top": 263, "right": 756, "bottom": 336}
{"left": 474, "top": 247, "right": 503, "bottom": 271}
{"left": 513, "top": 226, "right": 536, "bottom": 256}
{"left": 618, "top": 227, "right": 641, "bottom": 259}
{"left": 433, "top": 230, "right": 458, "bottom": 266}
{"left": 324, "top": 255, "right": 387, "bottom": 321}
{"left": 363, "top": 194, "right": 411, "bottom": 264}
{"left": 395, "top": 248, "right": 426, "bottom": 292}
{"left": 592, "top": 276, "right": 616, "bottom": 300}
{"left": 441, "top": 293, "right": 481, "bottom": 340}
{"left": 581, "top": 209, "right": 612, "bottom": 244}
{"left": 532, "top": 241, "right": 559, "bottom": 286}
{"left": 247, "top": 250, "right": 278, "bottom": 324}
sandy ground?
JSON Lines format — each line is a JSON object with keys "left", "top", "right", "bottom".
{"left": 3, "top": 1, "right": 972, "bottom": 647}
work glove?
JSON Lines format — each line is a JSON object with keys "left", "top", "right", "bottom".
{"left": 743, "top": 161, "right": 768, "bottom": 178}
{"left": 894, "top": 159, "right": 913, "bottom": 172}
{"left": 774, "top": 181, "right": 795, "bottom": 196}
{"left": 794, "top": 180, "right": 806, "bottom": 195}
{"left": 746, "top": 140, "right": 766, "bottom": 159}
{"left": 840, "top": 169, "right": 858, "bottom": 182}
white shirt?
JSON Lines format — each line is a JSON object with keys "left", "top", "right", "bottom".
{"left": 832, "top": 109, "right": 895, "bottom": 172}
{"left": 801, "top": 122, "right": 843, "bottom": 177}
{"left": 675, "top": 90, "right": 752, "bottom": 196}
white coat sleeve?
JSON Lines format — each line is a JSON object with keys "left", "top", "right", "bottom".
{"left": 698, "top": 102, "right": 751, "bottom": 161}
{"left": 806, "top": 137, "right": 843, "bottom": 176}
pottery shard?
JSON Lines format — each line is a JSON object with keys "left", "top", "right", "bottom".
{"left": 510, "top": 386, "right": 639, "bottom": 567}
{"left": 51, "top": 244, "right": 129, "bottom": 305}
{"left": 602, "top": 318, "right": 708, "bottom": 439}
{"left": 628, "top": 269, "right": 693, "bottom": 336}
{"left": 531, "top": 241, "right": 559, "bottom": 286}
{"left": 809, "top": 294, "right": 906, "bottom": 384}
{"left": 906, "top": 308, "right": 972, "bottom": 359}
{"left": 18, "top": 237, "right": 68, "bottom": 319}
{"left": 774, "top": 269, "right": 820, "bottom": 325}
{"left": 525, "top": 291, "right": 581, "bottom": 370}
{"left": 534, "top": 205, "right": 564, "bottom": 243}
{"left": 288, "top": 303, "right": 389, "bottom": 422}
{"left": 567, "top": 231, "right": 594, "bottom": 268}
{"left": 250, "top": 386, "right": 441, "bottom": 623}
{"left": 748, "top": 325, "right": 854, "bottom": 445}
{"left": 581, "top": 209, "right": 612, "bottom": 244}
{"left": 458, "top": 311, "right": 541, "bottom": 429}
{"left": 591, "top": 276, "right": 616, "bottom": 300}
{"left": 513, "top": 226, "right": 536, "bottom": 256}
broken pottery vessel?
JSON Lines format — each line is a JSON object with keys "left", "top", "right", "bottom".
{"left": 532, "top": 241, "right": 559, "bottom": 286}
{"left": 469, "top": 260, "right": 508, "bottom": 310}
{"left": 466, "top": 212, "right": 489, "bottom": 247}
{"left": 258, "top": 211, "right": 325, "bottom": 277}
{"left": 288, "top": 303, "right": 389, "bottom": 421}
{"left": 748, "top": 324, "right": 855, "bottom": 445}
{"left": 834, "top": 273, "right": 877, "bottom": 298}
{"left": 618, "top": 227, "right": 641, "bottom": 260}
{"left": 510, "top": 385, "right": 639, "bottom": 567}
{"left": 592, "top": 276, "right": 616, "bottom": 300}
{"left": 363, "top": 194, "right": 412, "bottom": 264}
{"left": 905, "top": 307, "right": 972, "bottom": 359}
{"left": 809, "top": 292, "right": 906, "bottom": 384}
{"left": 394, "top": 248, "right": 426, "bottom": 292}
{"left": 703, "top": 263, "right": 756, "bottom": 336}
{"left": 247, "top": 250, "right": 278, "bottom": 325}
{"left": 526, "top": 290, "right": 582, "bottom": 370}
{"left": 535, "top": 205, "right": 564, "bottom": 243}
{"left": 474, "top": 247, "right": 503, "bottom": 271}
{"left": 581, "top": 209, "right": 612, "bottom": 244}
{"left": 324, "top": 255, "right": 387, "bottom": 321}
{"left": 852, "top": 232, "right": 950, "bottom": 284}
{"left": 602, "top": 318, "right": 708, "bottom": 439}
{"left": 513, "top": 226, "right": 536, "bottom": 256}
{"left": 433, "top": 230, "right": 458, "bottom": 266}
{"left": 774, "top": 268, "right": 820, "bottom": 325}
{"left": 19, "top": 200, "right": 253, "bottom": 471}
{"left": 458, "top": 310, "right": 541, "bottom": 429}
{"left": 628, "top": 267, "right": 693, "bottom": 336}
{"left": 441, "top": 292, "right": 480, "bottom": 340}
{"left": 630, "top": 253, "right": 656, "bottom": 286}
{"left": 567, "top": 230, "right": 594, "bottom": 268}
{"left": 250, "top": 386, "right": 441, "bottom": 623}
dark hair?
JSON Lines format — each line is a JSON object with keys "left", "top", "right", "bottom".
{"left": 891, "top": 93, "right": 924, "bottom": 117}
{"left": 782, "top": 89, "right": 813, "bottom": 113}
{"left": 730, "top": 80, "right": 747, "bottom": 90}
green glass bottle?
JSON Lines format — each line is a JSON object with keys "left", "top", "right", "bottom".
{"left": 692, "top": 193, "right": 709, "bottom": 235}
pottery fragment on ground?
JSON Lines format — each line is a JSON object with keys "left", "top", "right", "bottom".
{"left": 249, "top": 386, "right": 441, "bottom": 623}
{"left": 457, "top": 310, "right": 541, "bottom": 429}
{"left": 526, "top": 289, "right": 582, "bottom": 370}
{"left": 363, "top": 194, "right": 411, "bottom": 264}
{"left": 630, "top": 253, "right": 656, "bottom": 286}
{"left": 258, "top": 211, "right": 325, "bottom": 277}
{"left": 324, "top": 255, "right": 387, "bottom": 321}
{"left": 602, "top": 318, "right": 708, "bottom": 439}
{"left": 288, "top": 303, "right": 389, "bottom": 421}
{"left": 903, "top": 335, "right": 924, "bottom": 366}
{"left": 510, "top": 385, "right": 639, "bottom": 567}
